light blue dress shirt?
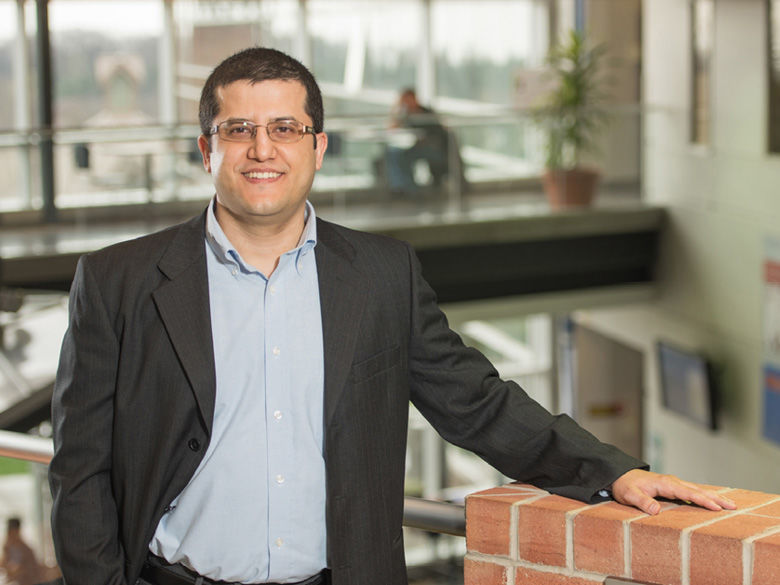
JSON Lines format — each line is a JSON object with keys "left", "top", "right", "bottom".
{"left": 149, "top": 200, "right": 326, "bottom": 584}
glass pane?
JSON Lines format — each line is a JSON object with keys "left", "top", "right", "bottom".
{"left": 54, "top": 134, "right": 210, "bottom": 208}
{"left": 45, "top": 1, "right": 173, "bottom": 208}
{"left": 49, "top": 0, "right": 163, "bottom": 128}
{"left": 432, "top": 0, "right": 548, "bottom": 104}
{"left": 308, "top": 0, "right": 421, "bottom": 102}
{"left": 0, "top": 143, "right": 38, "bottom": 211}
{"left": 174, "top": 0, "right": 299, "bottom": 127}
{"left": 0, "top": 1, "right": 18, "bottom": 131}
{"left": 0, "top": 291, "right": 66, "bottom": 580}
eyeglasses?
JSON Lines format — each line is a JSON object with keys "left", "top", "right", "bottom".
{"left": 209, "top": 119, "right": 317, "bottom": 146}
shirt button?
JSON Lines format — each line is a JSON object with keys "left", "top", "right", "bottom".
{"left": 272, "top": 346, "right": 281, "bottom": 356}
{"left": 275, "top": 537, "right": 284, "bottom": 547}
{"left": 269, "top": 285, "right": 277, "bottom": 294}
{"left": 231, "top": 267, "right": 238, "bottom": 276}
{"left": 276, "top": 474, "right": 285, "bottom": 484}
{"left": 273, "top": 410, "right": 283, "bottom": 420}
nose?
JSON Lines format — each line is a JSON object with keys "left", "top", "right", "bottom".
{"left": 247, "top": 127, "right": 277, "bottom": 160}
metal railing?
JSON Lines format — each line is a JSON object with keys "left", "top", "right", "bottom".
{"left": 0, "top": 429, "right": 465, "bottom": 536}
{"left": 0, "top": 429, "right": 52, "bottom": 464}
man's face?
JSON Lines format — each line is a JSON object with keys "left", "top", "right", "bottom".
{"left": 198, "top": 79, "right": 327, "bottom": 229}
{"left": 400, "top": 92, "right": 419, "bottom": 112}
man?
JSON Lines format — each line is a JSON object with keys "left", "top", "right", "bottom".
{"left": 1, "top": 517, "right": 42, "bottom": 585}
{"left": 384, "top": 88, "right": 459, "bottom": 194}
{"left": 49, "top": 47, "right": 734, "bottom": 585}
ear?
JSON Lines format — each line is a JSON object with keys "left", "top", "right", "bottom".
{"left": 197, "top": 135, "right": 212, "bottom": 173}
{"left": 314, "top": 132, "right": 328, "bottom": 171}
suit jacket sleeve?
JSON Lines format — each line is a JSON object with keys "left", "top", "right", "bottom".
{"left": 49, "top": 255, "right": 127, "bottom": 585}
{"left": 404, "top": 245, "right": 646, "bottom": 502}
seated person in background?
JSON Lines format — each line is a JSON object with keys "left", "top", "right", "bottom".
{"left": 0, "top": 518, "right": 42, "bottom": 585}
{"left": 384, "top": 88, "right": 457, "bottom": 194}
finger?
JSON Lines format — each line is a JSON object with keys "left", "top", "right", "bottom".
{"left": 680, "top": 488, "right": 736, "bottom": 511}
{"left": 653, "top": 479, "right": 736, "bottom": 512}
{"left": 616, "top": 485, "right": 661, "bottom": 516}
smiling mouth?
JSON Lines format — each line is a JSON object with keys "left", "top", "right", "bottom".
{"left": 244, "top": 171, "right": 283, "bottom": 180}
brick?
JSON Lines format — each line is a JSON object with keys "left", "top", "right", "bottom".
{"left": 517, "top": 495, "right": 588, "bottom": 567}
{"left": 464, "top": 558, "right": 507, "bottom": 585}
{"left": 510, "top": 482, "right": 549, "bottom": 494}
{"left": 753, "top": 530, "right": 780, "bottom": 585}
{"left": 514, "top": 567, "right": 601, "bottom": 585}
{"left": 751, "top": 499, "right": 780, "bottom": 518}
{"left": 690, "top": 515, "right": 779, "bottom": 585}
{"left": 630, "top": 505, "right": 728, "bottom": 585}
{"left": 466, "top": 487, "right": 540, "bottom": 556}
{"left": 573, "top": 502, "right": 645, "bottom": 576}
{"left": 722, "top": 488, "right": 779, "bottom": 509}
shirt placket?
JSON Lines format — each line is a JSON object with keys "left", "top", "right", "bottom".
{"left": 264, "top": 256, "right": 295, "bottom": 575}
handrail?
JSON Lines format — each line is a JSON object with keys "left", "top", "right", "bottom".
{"left": 0, "top": 429, "right": 53, "bottom": 464}
{"left": 0, "top": 429, "right": 466, "bottom": 537}
{"left": 403, "top": 495, "right": 465, "bottom": 536}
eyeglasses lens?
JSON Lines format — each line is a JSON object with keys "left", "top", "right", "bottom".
{"left": 219, "top": 121, "right": 305, "bottom": 144}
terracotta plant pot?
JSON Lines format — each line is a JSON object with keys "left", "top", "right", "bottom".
{"left": 541, "top": 167, "right": 600, "bottom": 209}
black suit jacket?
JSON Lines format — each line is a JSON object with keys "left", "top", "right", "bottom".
{"left": 49, "top": 210, "right": 644, "bottom": 585}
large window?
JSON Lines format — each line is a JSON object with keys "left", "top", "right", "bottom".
{"left": 0, "top": 0, "right": 643, "bottom": 216}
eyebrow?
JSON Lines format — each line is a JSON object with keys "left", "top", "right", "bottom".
{"left": 222, "top": 116, "right": 301, "bottom": 125}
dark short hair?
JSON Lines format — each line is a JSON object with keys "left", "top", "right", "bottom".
{"left": 7, "top": 517, "right": 20, "bottom": 531}
{"left": 199, "top": 47, "right": 324, "bottom": 137}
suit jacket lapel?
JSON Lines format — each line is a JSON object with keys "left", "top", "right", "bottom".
{"left": 152, "top": 212, "right": 216, "bottom": 434}
{"left": 316, "top": 219, "right": 369, "bottom": 426}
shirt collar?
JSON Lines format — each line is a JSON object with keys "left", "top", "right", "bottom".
{"left": 205, "top": 198, "right": 318, "bottom": 275}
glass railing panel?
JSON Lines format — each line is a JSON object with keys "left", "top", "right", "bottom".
{"left": 52, "top": 126, "right": 210, "bottom": 210}
{"left": 0, "top": 140, "right": 38, "bottom": 213}
{"left": 0, "top": 107, "right": 641, "bottom": 221}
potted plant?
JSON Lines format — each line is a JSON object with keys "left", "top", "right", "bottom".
{"left": 536, "top": 30, "right": 608, "bottom": 208}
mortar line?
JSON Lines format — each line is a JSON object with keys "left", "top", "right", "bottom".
{"left": 743, "top": 524, "right": 780, "bottom": 585}
{"left": 564, "top": 503, "right": 598, "bottom": 571}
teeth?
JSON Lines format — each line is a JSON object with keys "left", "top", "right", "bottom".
{"left": 245, "top": 171, "right": 281, "bottom": 179}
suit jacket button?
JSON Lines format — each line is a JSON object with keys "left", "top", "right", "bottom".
{"left": 188, "top": 438, "right": 201, "bottom": 451}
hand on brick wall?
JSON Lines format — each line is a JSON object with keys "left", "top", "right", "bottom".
{"left": 611, "top": 469, "right": 737, "bottom": 515}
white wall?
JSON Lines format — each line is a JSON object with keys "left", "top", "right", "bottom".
{"left": 575, "top": 0, "right": 780, "bottom": 492}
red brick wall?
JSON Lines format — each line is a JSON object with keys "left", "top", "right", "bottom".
{"left": 465, "top": 483, "right": 780, "bottom": 585}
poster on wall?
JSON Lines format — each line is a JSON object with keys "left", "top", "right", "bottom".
{"left": 763, "top": 237, "right": 780, "bottom": 445}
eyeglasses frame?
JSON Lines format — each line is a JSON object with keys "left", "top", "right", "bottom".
{"left": 208, "top": 118, "right": 318, "bottom": 149}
